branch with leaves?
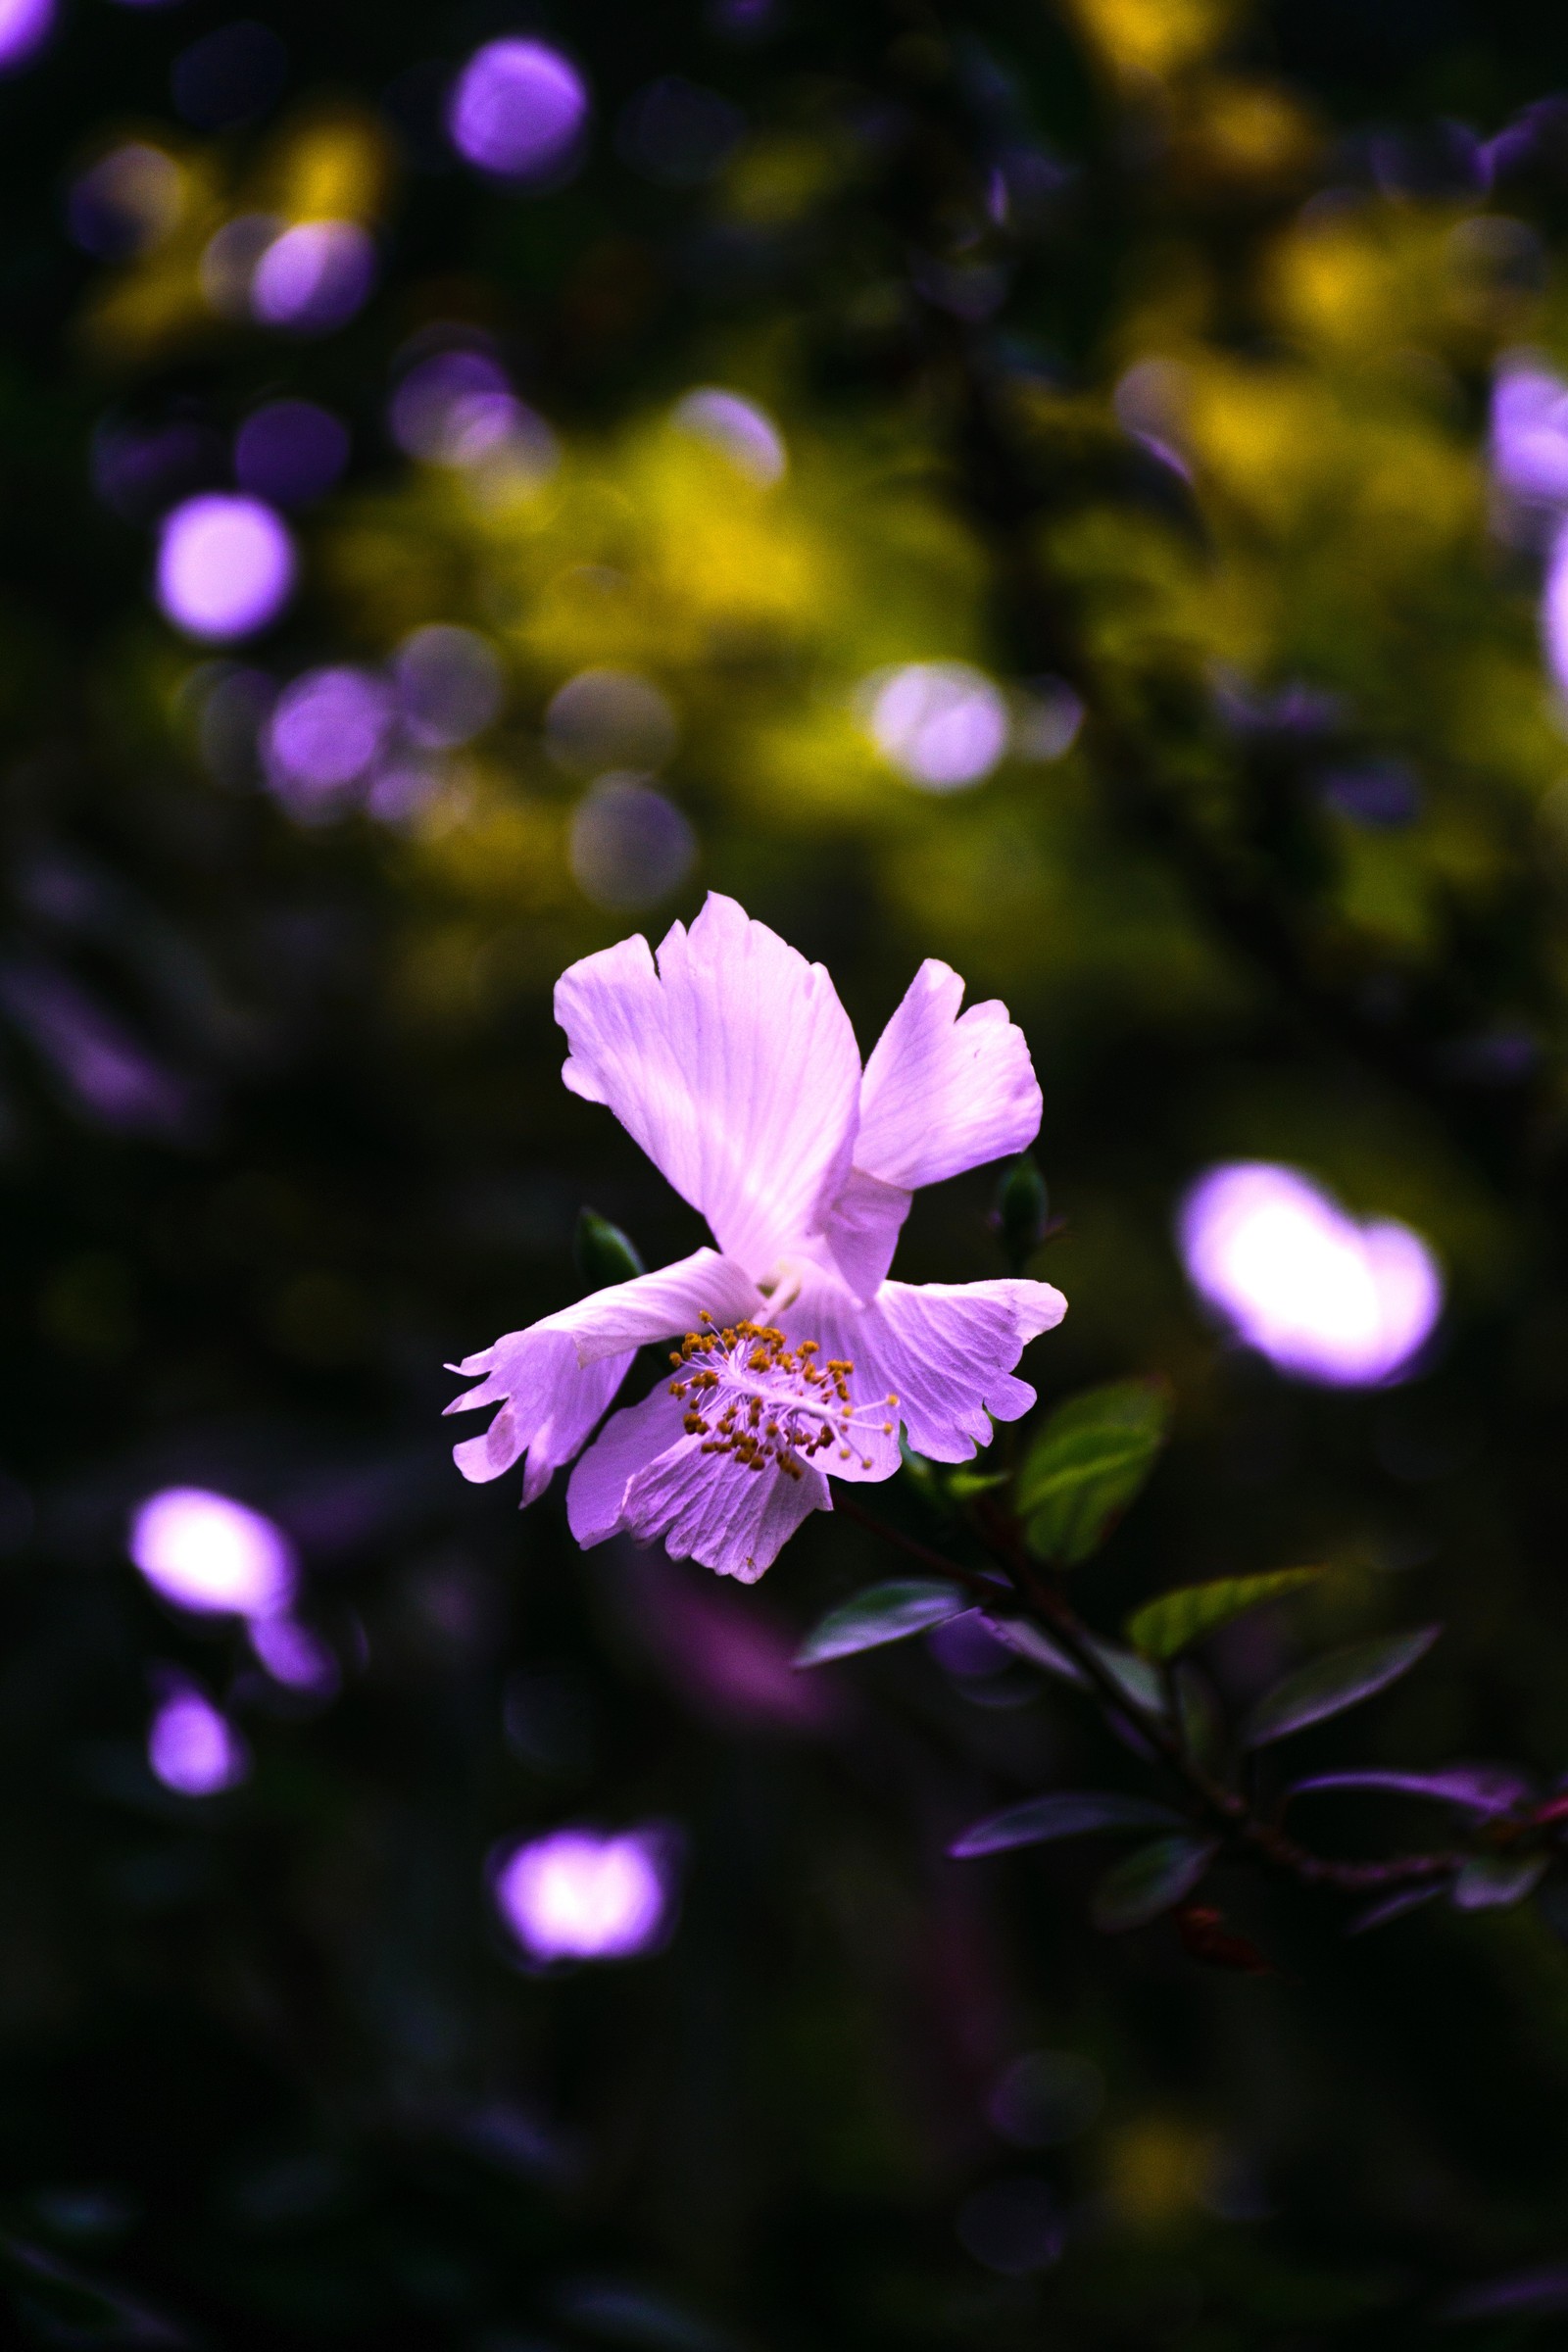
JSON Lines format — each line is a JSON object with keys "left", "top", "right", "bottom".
{"left": 795, "top": 1171, "right": 1560, "bottom": 1951}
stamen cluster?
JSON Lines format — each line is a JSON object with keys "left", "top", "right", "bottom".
{"left": 668, "top": 1316, "right": 898, "bottom": 1480}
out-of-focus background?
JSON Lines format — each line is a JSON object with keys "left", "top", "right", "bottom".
{"left": 8, "top": 0, "right": 1568, "bottom": 2341}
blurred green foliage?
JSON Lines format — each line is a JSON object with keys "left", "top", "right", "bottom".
{"left": 8, "top": 0, "right": 1568, "bottom": 2344}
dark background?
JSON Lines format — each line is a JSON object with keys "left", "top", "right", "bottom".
{"left": 5, "top": 0, "right": 1568, "bottom": 2343}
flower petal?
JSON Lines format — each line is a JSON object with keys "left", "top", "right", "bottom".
{"left": 789, "top": 1272, "right": 1067, "bottom": 1470}
{"left": 546, "top": 1247, "right": 764, "bottom": 1364}
{"left": 452, "top": 1326, "right": 634, "bottom": 1495}
{"left": 620, "top": 1439, "right": 831, "bottom": 1582}
{"left": 567, "top": 1379, "right": 832, "bottom": 1578}
{"left": 555, "top": 894, "right": 863, "bottom": 1280}
{"left": 819, "top": 1166, "right": 912, "bottom": 1303}
{"left": 854, "top": 959, "right": 1042, "bottom": 1192}
{"left": 450, "top": 1249, "right": 760, "bottom": 1499}
{"left": 568, "top": 1382, "right": 687, "bottom": 1546}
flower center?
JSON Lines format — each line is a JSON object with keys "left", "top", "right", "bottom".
{"left": 667, "top": 1315, "right": 898, "bottom": 1479}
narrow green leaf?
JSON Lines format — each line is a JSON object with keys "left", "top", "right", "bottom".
{"left": 1085, "top": 1637, "right": 1169, "bottom": 1718}
{"left": 979, "top": 1618, "right": 1170, "bottom": 1717}
{"left": 1016, "top": 1379, "right": 1171, "bottom": 1566}
{"left": 980, "top": 1614, "right": 1085, "bottom": 1683}
{"left": 1090, "top": 1835, "right": 1217, "bottom": 1933}
{"left": 1126, "top": 1568, "right": 1322, "bottom": 1662}
{"left": 1450, "top": 1852, "right": 1547, "bottom": 1912}
{"left": 951, "top": 1789, "right": 1182, "bottom": 1859}
{"left": 794, "top": 1579, "right": 965, "bottom": 1667}
{"left": 1346, "top": 1882, "right": 1446, "bottom": 1936}
{"left": 1241, "top": 1626, "right": 1441, "bottom": 1750}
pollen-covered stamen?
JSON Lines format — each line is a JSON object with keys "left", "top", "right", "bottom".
{"left": 667, "top": 1320, "right": 899, "bottom": 1480}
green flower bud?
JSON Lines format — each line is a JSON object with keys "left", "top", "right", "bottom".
{"left": 993, "top": 1152, "right": 1050, "bottom": 1275}
{"left": 573, "top": 1207, "right": 645, "bottom": 1293}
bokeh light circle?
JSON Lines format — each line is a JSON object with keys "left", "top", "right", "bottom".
{"left": 865, "top": 662, "right": 1009, "bottom": 791}
{"left": 1491, "top": 353, "right": 1568, "bottom": 506}
{"left": 394, "top": 624, "right": 504, "bottom": 747}
{"left": 68, "top": 143, "right": 183, "bottom": 259}
{"left": 156, "top": 494, "right": 296, "bottom": 642}
{"left": 265, "top": 667, "right": 393, "bottom": 793}
{"left": 148, "top": 1689, "right": 249, "bottom": 1796}
{"left": 129, "top": 1486, "right": 298, "bottom": 1618}
{"left": 251, "top": 219, "right": 375, "bottom": 333}
{"left": 1177, "top": 1161, "right": 1443, "bottom": 1386}
{"left": 495, "top": 1829, "right": 671, "bottom": 1962}
{"left": 387, "top": 350, "right": 557, "bottom": 476}
{"left": 447, "top": 38, "right": 588, "bottom": 180}
{"left": 248, "top": 1615, "right": 340, "bottom": 1697}
{"left": 569, "top": 775, "right": 696, "bottom": 909}
{"left": 0, "top": 0, "right": 52, "bottom": 73}
{"left": 670, "top": 387, "right": 786, "bottom": 484}
{"left": 544, "top": 667, "right": 678, "bottom": 774}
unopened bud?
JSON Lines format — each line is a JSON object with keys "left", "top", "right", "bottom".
{"left": 993, "top": 1152, "right": 1049, "bottom": 1274}
{"left": 573, "top": 1207, "right": 645, "bottom": 1293}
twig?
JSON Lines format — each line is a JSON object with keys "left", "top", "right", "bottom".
{"left": 843, "top": 1492, "right": 1462, "bottom": 1900}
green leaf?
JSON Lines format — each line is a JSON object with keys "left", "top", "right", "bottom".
{"left": 1174, "top": 1660, "right": 1225, "bottom": 1775}
{"left": 1016, "top": 1379, "right": 1171, "bottom": 1566}
{"left": 979, "top": 1619, "right": 1169, "bottom": 1717}
{"left": 1347, "top": 1883, "right": 1446, "bottom": 1936}
{"left": 1085, "top": 1637, "right": 1169, "bottom": 1717}
{"left": 573, "top": 1206, "right": 645, "bottom": 1291}
{"left": 1126, "top": 1568, "right": 1322, "bottom": 1662}
{"left": 945, "top": 1469, "right": 1011, "bottom": 1501}
{"left": 1241, "top": 1626, "right": 1442, "bottom": 1750}
{"left": 794, "top": 1579, "right": 965, "bottom": 1667}
{"left": 1090, "top": 1835, "right": 1217, "bottom": 1933}
{"left": 1450, "top": 1852, "right": 1547, "bottom": 1912}
{"left": 980, "top": 1614, "right": 1085, "bottom": 1682}
{"left": 951, "top": 1789, "right": 1183, "bottom": 1858}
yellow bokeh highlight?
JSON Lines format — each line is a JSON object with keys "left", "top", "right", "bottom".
{"left": 1172, "top": 75, "right": 1321, "bottom": 185}
{"left": 721, "top": 132, "right": 843, "bottom": 226}
{"left": 1104, "top": 2117, "right": 1217, "bottom": 2230}
{"left": 263, "top": 109, "right": 393, "bottom": 225}
{"left": 1270, "top": 198, "right": 1541, "bottom": 365}
{"left": 77, "top": 105, "right": 393, "bottom": 363}
{"left": 1068, "top": 0, "right": 1240, "bottom": 82}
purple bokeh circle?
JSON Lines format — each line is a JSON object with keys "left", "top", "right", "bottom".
{"left": 0, "top": 0, "right": 53, "bottom": 72}
{"left": 155, "top": 494, "right": 296, "bottom": 642}
{"left": 251, "top": 219, "right": 375, "bottom": 333}
{"left": 495, "top": 1828, "right": 671, "bottom": 1962}
{"left": 129, "top": 1486, "right": 297, "bottom": 1618}
{"left": 447, "top": 38, "right": 588, "bottom": 180}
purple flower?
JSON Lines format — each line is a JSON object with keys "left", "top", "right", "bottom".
{"left": 446, "top": 894, "right": 1065, "bottom": 1581}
